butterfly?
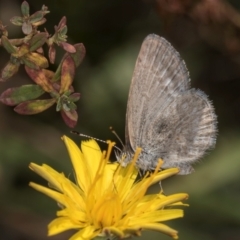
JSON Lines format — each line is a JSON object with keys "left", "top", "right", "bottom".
{"left": 118, "top": 34, "right": 217, "bottom": 175}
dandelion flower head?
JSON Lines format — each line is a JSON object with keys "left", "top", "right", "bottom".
{"left": 29, "top": 136, "right": 188, "bottom": 240}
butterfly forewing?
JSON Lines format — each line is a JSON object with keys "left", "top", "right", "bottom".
{"left": 126, "top": 34, "right": 190, "bottom": 152}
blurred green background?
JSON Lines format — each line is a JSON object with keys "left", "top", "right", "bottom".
{"left": 1, "top": 0, "right": 240, "bottom": 239}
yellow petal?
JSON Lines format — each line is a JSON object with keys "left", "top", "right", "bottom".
{"left": 99, "top": 162, "right": 118, "bottom": 192}
{"left": 48, "top": 217, "right": 82, "bottom": 235}
{"left": 29, "top": 163, "right": 64, "bottom": 192}
{"left": 130, "top": 209, "right": 184, "bottom": 224}
{"left": 60, "top": 178, "right": 86, "bottom": 210}
{"left": 113, "top": 162, "right": 138, "bottom": 200}
{"left": 69, "top": 225, "right": 99, "bottom": 240}
{"left": 29, "top": 182, "right": 66, "bottom": 206}
{"left": 56, "top": 208, "right": 86, "bottom": 223}
{"left": 137, "top": 222, "right": 179, "bottom": 239}
{"left": 62, "top": 136, "right": 90, "bottom": 192}
{"left": 133, "top": 193, "right": 188, "bottom": 213}
{"left": 149, "top": 168, "right": 180, "bottom": 186}
{"left": 81, "top": 139, "right": 102, "bottom": 182}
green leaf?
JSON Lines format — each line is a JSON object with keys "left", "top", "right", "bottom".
{"left": 21, "top": 1, "right": 30, "bottom": 17}
{"left": 29, "top": 11, "right": 44, "bottom": 23}
{"left": 10, "top": 16, "right": 23, "bottom": 26}
{"left": 59, "top": 25, "right": 68, "bottom": 36}
{"left": 63, "top": 101, "right": 77, "bottom": 111}
{"left": 22, "top": 58, "right": 39, "bottom": 69}
{"left": 32, "top": 18, "right": 46, "bottom": 27}
{"left": 0, "top": 85, "right": 45, "bottom": 106}
{"left": 1, "top": 36, "right": 17, "bottom": 54}
{"left": 14, "top": 99, "right": 56, "bottom": 115}
{"left": 56, "top": 97, "right": 62, "bottom": 112}
{"left": 29, "top": 33, "right": 48, "bottom": 52}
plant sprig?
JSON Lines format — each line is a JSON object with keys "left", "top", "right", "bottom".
{"left": 0, "top": 1, "right": 85, "bottom": 128}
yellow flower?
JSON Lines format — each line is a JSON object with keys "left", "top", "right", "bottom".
{"left": 29, "top": 136, "right": 188, "bottom": 240}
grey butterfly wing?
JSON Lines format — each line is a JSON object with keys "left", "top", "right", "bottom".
{"left": 126, "top": 34, "right": 190, "bottom": 150}
{"left": 126, "top": 34, "right": 190, "bottom": 148}
{"left": 125, "top": 34, "right": 217, "bottom": 174}
{"left": 140, "top": 89, "right": 217, "bottom": 174}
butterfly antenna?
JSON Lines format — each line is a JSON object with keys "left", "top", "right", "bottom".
{"left": 71, "top": 130, "right": 122, "bottom": 152}
{"left": 109, "top": 126, "right": 125, "bottom": 148}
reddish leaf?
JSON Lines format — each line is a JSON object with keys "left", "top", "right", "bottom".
{"left": 60, "top": 42, "right": 76, "bottom": 53}
{"left": 0, "top": 61, "right": 20, "bottom": 81}
{"left": 68, "top": 93, "right": 80, "bottom": 102}
{"left": 42, "top": 69, "right": 55, "bottom": 81}
{"left": 48, "top": 45, "right": 56, "bottom": 64}
{"left": 61, "top": 109, "right": 78, "bottom": 128}
{"left": 36, "top": 47, "right": 44, "bottom": 54}
{"left": 25, "top": 66, "right": 55, "bottom": 92}
{"left": 22, "top": 22, "right": 32, "bottom": 35}
{"left": 60, "top": 56, "right": 75, "bottom": 94}
{"left": 57, "top": 16, "right": 67, "bottom": 29}
{"left": 70, "top": 43, "right": 86, "bottom": 67}
{"left": 14, "top": 99, "right": 56, "bottom": 115}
